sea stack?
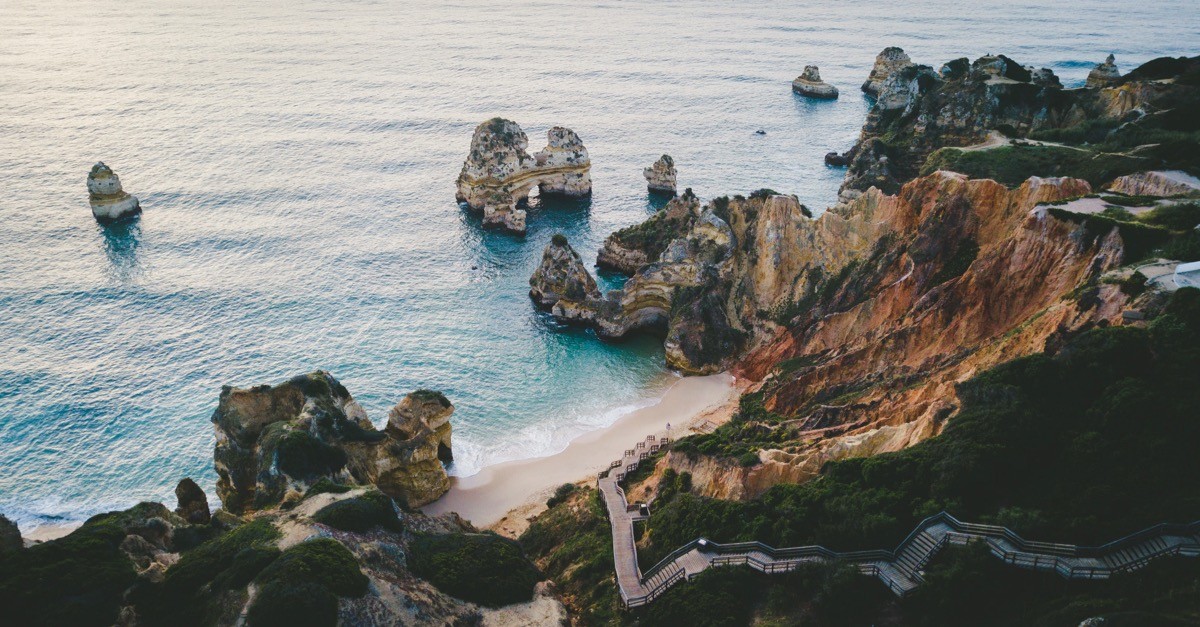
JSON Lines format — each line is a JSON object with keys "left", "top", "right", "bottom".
{"left": 455, "top": 118, "right": 592, "bottom": 235}
{"left": 87, "top": 162, "right": 140, "bottom": 222}
{"left": 529, "top": 234, "right": 602, "bottom": 310}
{"left": 1087, "top": 54, "right": 1121, "bottom": 88}
{"left": 862, "top": 47, "right": 913, "bottom": 97}
{"left": 643, "top": 154, "right": 678, "bottom": 195}
{"left": 792, "top": 65, "right": 839, "bottom": 99}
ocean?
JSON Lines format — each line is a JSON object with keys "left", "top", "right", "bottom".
{"left": 1, "top": 0, "right": 1196, "bottom": 532}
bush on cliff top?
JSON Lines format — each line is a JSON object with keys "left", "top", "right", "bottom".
{"left": 644, "top": 288, "right": 1200, "bottom": 565}
{"left": 920, "top": 144, "right": 1145, "bottom": 187}
{"left": 312, "top": 490, "right": 402, "bottom": 533}
{"left": 411, "top": 532, "right": 541, "bottom": 607}
{"left": 246, "top": 539, "right": 367, "bottom": 627}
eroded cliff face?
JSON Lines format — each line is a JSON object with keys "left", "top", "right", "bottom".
{"left": 674, "top": 172, "right": 1139, "bottom": 499}
{"left": 212, "top": 372, "right": 454, "bottom": 512}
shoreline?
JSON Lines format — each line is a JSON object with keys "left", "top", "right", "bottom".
{"left": 422, "top": 372, "right": 743, "bottom": 536}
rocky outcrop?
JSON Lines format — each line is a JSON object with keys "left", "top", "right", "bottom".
{"left": 644, "top": 154, "right": 678, "bottom": 194}
{"left": 174, "top": 478, "right": 210, "bottom": 524}
{"left": 529, "top": 235, "right": 601, "bottom": 309}
{"left": 1087, "top": 54, "right": 1121, "bottom": 88}
{"left": 212, "top": 371, "right": 455, "bottom": 512}
{"left": 375, "top": 390, "right": 455, "bottom": 507}
{"left": 455, "top": 118, "right": 591, "bottom": 234}
{"left": 862, "top": 47, "right": 913, "bottom": 97}
{"left": 792, "top": 65, "right": 839, "bottom": 99}
{"left": 596, "top": 192, "right": 701, "bottom": 274}
{"left": 1104, "top": 171, "right": 1200, "bottom": 198}
{"left": 87, "top": 162, "right": 140, "bottom": 222}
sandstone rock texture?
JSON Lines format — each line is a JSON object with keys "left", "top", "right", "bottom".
{"left": 643, "top": 154, "right": 678, "bottom": 194}
{"left": 174, "top": 478, "right": 210, "bottom": 524}
{"left": 212, "top": 371, "right": 454, "bottom": 512}
{"left": 792, "top": 65, "right": 839, "bottom": 99}
{"left": 455, "top": 118, "right": 591, "bottom": 235}
{"left": 529, "top": 235, "right": 601, "bottom": 309}
{"left": 861, "top": 47, "right": 912, "bottom": 97}
{"left": 1104, "top": 170, "right": 1200, "bottom": 198}
{"left": 1087, "top": 54, "right": 1121, "bottom": 88}
{"left": 87, "top": 162, "right": 140, "bottom": 222}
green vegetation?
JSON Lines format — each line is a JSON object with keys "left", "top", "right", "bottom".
{"left": 312, "top": 490, "right": 402, "bottom": 533}
{"left": 608, "top": 208, "right": 694, "bottom": 266}
{"left": 643, "top": 289, "right": 1200, "bottom": 566}
{"left": 1138, "top": 202, "right": 1200, "bottom": 231}
{"left": 545, "top": 483, "right": 577, "bottom": 508}
{"left": 410, "top": 388, "right": 452, "bottom": 407}
{"left": 1048, "top": 208, "right": 1172, "bottom": 263}
{"left": 0, "top": 504, "right": 167, "bottom": 627}
{"left": 246, "top": 539, "right": 368, "bottom": 627}
{"left": 275, "top": 430, "right": 348, "bottom": 479}
{"left": 1047, "top": 202, "right": 1200, "bottom": 263}
{"left": 304, "top": 478, "right": 353, "bottom": 499}
{"left": 551, "top": 233, "right": 569, "bottom": 247}
{"left": 921, "top": 144, "right": 1145, "bottom": 187}
{"left": 410, "top": 532, "right": 541, "bottom": 607}
{"left": 520, "top": 487, "right": 620, "bottom": 623}
{"left": 136, "top": 518, "right": 282, "bottom": 626}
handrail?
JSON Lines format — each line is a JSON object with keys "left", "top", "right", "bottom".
{"left": 596, "top": 434, "right": 1200, "bottom": 609}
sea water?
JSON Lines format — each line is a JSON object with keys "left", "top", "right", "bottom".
{"left": 1, "top": 0, "right": 1196, "bottom": 532}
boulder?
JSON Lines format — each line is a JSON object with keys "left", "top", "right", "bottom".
{"left": 792, "top": 65, "right": 839, "bottom": 99}
{"left": 455, "top": 118, "right": 591, "bottom": 235}
{"left": 1087, "top": 54, "right": 1121, "bottom": 88}
{"left": 824, "top": 151, "right": 851, "bottom": 167}
{"left": 529, "top": 235, "right": 602, "bottom": 309}
{"left": 87, "top": 162, "right": 141, "bottom": 222}
{"left": 862, "top": 47, "right": 913, "bottom": 97}
{"left": 211, "top": 371, "right": 455, "bottom": 513}
{"left": 174, "top": 478, "right": 211, "bottom": 524}
{"left": 643, "top": 154, "right": 677, "bottom": 194}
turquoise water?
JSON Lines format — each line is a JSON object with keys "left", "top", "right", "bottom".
{"left": 1, "top": 0, "right": 1196, "bottom": 532}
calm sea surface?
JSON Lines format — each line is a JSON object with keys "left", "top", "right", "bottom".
{"left": 2, "top": 0, "right": 1196, "bottom": 531}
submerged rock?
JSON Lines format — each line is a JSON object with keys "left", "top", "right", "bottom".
{"left": 1087, "top": 54, "right": 1121, "bottom": 88}
{"left": 792, "top": 65, "right": 839, "bottom": 99}
{"left": 174, "top": 477, "right": 210, "bottom": 524}
{"left": 529, "top": 234, "right": 601, "bottom": 309}
{"left": 87, "top": 162, "right": 140, "bottom": 222}
{"left": 862, "top": 47, "right": 913, "bottom": 97}
{"left": 643, "top": 154, "right": 678, "bottom": 194}
{"left": 455, "top": 118, "right": 591, "bottom": 235}
{"left": 211, "top": 371, "right": 455, "bottom": 512}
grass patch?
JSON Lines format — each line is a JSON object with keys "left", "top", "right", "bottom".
{"left": 311, "top": 490, "right": 402, "bottom": 533}
{"left": 921, "top": 144, "right": 1144, "bottom": 187}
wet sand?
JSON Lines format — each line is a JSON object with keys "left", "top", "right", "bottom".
{"left": 422, "top": 372, "right": 738, "bottom": 529}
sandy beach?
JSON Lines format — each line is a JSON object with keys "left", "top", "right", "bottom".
{"left": 422, "top": 372, "right": 741, "bottom": 534}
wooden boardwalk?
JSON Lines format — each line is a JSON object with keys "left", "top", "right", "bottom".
{"left": 597, "top": 434, "right": 1200, "bottom": 607}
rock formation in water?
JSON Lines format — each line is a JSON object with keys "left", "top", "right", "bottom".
{"left": 1087, "top": 54, "right": 1121, "bottom": 88}
{"left": 529, "top": 235, "right": 602, "bottom": 309}
{"left": 596, "top": 191, "right": 702, "bottom": 274}
{"left": 174, "top": 478, "right": 211, "bottom": 524}
{"left": 212, "top": 371, "right": 455, "bottom": 512}
{"left": 87, "top": 162, "right": 141, "bottom": 222}
{"left": 643, "top": 154, "right": 678, "bottom": 194}
{"left": 792, "top": 65, "right": 839, "bottom": 99}
{"left": 861, "top": 47, "right": 913, "bottom": 97}
{"left": 455, "top": 118, "right": 591, "bottom": 235}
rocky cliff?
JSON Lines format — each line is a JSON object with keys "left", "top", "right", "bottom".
{"left": 212, "top": 372, "right": 454, "bottom": 512}
{"left": 792, "top": 65, "right": 838, "bottom": 99}
{"left": 455, "top": 118, "right": 591, "bottom": 234}
{"left": 643, "top": 154, "right": 678, "bottom": 194}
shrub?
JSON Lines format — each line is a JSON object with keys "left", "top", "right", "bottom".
{"left": 245, "top": 581, "right": 337, "bottom": 627}
{"left": 275, "top": 430, "right": 347, "bottom": 480}
{"left": 551, "top": 233, "right": 569, "bottom": 247}
{"left": 304, "top": 478, "right": 353, "bottom": 499}
{"left": 254, "top": 539, "right": 368, "bottom": 597}
{"left": 312, "top": 491, "right": 402, "bottom": 533}
{"left": 546, "top": 483, "right": 577, "bottom": 508}
{"left": 409, "top": 533, "right": 541, "bottom": 607}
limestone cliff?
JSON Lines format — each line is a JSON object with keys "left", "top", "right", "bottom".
{"left": 455, "top": 118, "right": 591, "bottom": 234}
{"left": 861, "top": 47, "right": 912, "bottom": 97}
{"left": 212, "top": 372, "right": 454, "bottom": 512}
{"left": 596, "top": 191, "right": 701, "bottom": 274}
{"left": 87, "top": 162, "right": 141, "bottom": 222}
{"left": 529, "top": 235, "right": 601, "bottom": 310}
